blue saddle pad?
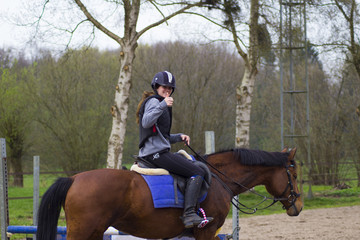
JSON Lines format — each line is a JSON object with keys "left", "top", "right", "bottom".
{"left": 142, "top": 175, "right": 206, "bottom": 209}
{"left": 142, "top": 175, "right": 184, "bottom": 208}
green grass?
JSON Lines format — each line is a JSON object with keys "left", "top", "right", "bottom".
{"left": 234, "top": 184, "right": 360, "bottom": 218}
{"left": 3, "top": 174, "right": 360, "bottom": 239}
{"left": 5, "top": 174, "right": 67, "bottom": 239}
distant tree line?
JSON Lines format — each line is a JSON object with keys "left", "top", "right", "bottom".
{"left": 1, "top": 40, "right": 360, "bottom": 187}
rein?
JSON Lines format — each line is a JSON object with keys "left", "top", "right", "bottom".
{"left": 186, "top": 143, "right": 300, "bottom": 215}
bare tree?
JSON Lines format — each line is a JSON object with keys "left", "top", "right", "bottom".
{"left": 29, "top": 0, "right": 208, "bottom": 169}
{"left": 0, "top": 55, "right": 34, "bottom": 186}
{"left": 31, "top": 48, "right": 118, "bottom": 174}
{"left": 193, "top": 0, "right": 263, "bottom": 148}
{"left": 341, "top": 60, "right": 360, "bottom": 186}
{"left": 332, "top": 0, "right": 360, "bottom": 119}
{"left": 123, "top": 41, "right": 242, "bottom": 160}
{"left": 332, "top": 0, "right": 360, "bottom": 80}
{"left": 233, "top": 0, "right": 261, "bottom": 148}
{"left": 309, "top": 0, "right": 360, "bottom": 80}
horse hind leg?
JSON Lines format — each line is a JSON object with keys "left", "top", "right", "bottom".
{"left": 67, "top": 233, "right": 103, "bottom": 240}
{"left": 66, "top": 226, "right": 105, "bottom": 240}
{"left": 65, "top": 212, "right": 107, "bottom": 240}
{"left": 65, "top": 203, "right": 108, "bottom": 240}
{"left": 65, "top": 180, "right": 111, "bottom": 239}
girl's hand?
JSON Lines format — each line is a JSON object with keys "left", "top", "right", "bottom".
{"left": 181, "top": 134, "right": 190, "bottom": 146}
{"left": 164, "top": 96, "right": 173, "bottom": 107}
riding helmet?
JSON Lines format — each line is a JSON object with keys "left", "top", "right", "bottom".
{"left": 151, "top": 71, "right": 176, "bottom": 95}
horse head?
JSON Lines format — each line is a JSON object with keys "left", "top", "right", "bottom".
{"left": 265, "top": 147, "right": 303, "bottom": 216}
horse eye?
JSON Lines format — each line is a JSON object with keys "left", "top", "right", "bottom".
{"left": 293, "top": 174, "right": 297, "bottom": 180}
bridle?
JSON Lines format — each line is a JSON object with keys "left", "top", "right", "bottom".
{"left": 279, "top": 161, "right": 301, "bottom": 209}
{"left": 186, "top": 144, "right": 301, "bottom": 215}
{"left": 230, "top": 161, "right": 301, "bottom": 214}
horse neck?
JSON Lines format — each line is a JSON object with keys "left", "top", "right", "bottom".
{"left": 207, "top": 152, "right": 280, "bottom": 196}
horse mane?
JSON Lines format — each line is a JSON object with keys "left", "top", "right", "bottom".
{"left": 210, "top": 148, "right": 290, "bottom": 167}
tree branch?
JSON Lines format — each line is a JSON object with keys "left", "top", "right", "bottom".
{"left": 224, "top": 6, "right": 248, "bottom": 61}
{"left": 182, "top": 11, "right": 230, "bottom": 32}
{"left": 64, "top": 19, "right": 89, "bottom": 49}
{"left": 35, "top": 0, "right": 50, "bottom": 31}
{"left": 334, "top": 0, "right": 350, "bottom": 22}
{"left": 148, "top": 0, "right": 169, "bottom": 26}
{"left": 74, "top": 0, "right": 123, "bottom": 45}
{"left": 136, "top": 2, "right": 202, "bottom": 40}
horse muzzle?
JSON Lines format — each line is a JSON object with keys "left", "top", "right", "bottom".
{"left": 286, "top": 202, "right": 303, "bottom": 216}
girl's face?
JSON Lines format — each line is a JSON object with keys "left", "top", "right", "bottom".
{"left": 157, "top": 85, "right": 173, "bottom": 98}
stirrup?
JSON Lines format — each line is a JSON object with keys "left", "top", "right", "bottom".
{"left": 197, "top": 208, "right": 213, "bottom": 228}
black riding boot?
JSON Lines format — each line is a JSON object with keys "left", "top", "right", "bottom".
{"left": 182, "top": 175, "right": 213, "bottom": 228}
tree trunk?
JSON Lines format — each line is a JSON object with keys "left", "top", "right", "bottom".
{"left": 235, "top": 66, "right": 256, "bottom": 148}
{"left": 106, "top": 0, "right": 140, "bottom": 169}
{"left": 11, "top": 158, "right": 23, "bottom": 187}
{"left": 7, "top": 132, "right": 25, "bottom": 187}
{"left": 357, "top": 147, "right": 360, "bottom": 187}
{"left": 8, "top": 144, "right": 24, "bottom": 187}
{"left": 234, "top": 0, "right": 259, "bottom": 149}
{"left": 106, "top": 43, "right": 137, "bottom": 169}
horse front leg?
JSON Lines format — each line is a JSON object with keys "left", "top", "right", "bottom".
{"left": 193, "top": 227, "right": 221, "bottom": 240}
{"left": 194, "top": 233, "right": 222, "bottom": 240}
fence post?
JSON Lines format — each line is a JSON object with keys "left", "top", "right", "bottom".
{"left": 232, "top": 196, "right": 240, "bottom": 240}
{"left": 33, "top": 156, "right": 40, "bottom": 240}
{"left": 205, "top": 131, "right": 238, "bottom": 239}
{"left": 1, "top": 138, "right": 9, "bottom": 240}
{"left": 205, "top": 131, "right": 215, "bottom": 154}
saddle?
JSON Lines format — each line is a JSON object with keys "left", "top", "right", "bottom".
{"left": 130, "top": 150, "right": 212, "bottom": 207}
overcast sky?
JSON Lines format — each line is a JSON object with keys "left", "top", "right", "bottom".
{"left": 0, "top": 0, "right": 226, "bottom": 55}
{"left": 1, "top": 0, "right": 356, "bottom": 80}
{"left": 0, "top": 0, "right": 168, "bottom": 50}
{"left": 0, "top": 0, "right": 24, "bottom": 48}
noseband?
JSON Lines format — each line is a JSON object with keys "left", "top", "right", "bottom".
{"left": 276, "top": 161, "right": 301, "bottom": 212}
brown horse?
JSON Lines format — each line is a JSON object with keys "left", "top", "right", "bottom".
{"left": 36, "top": 147, "right": 303, "bottom": 240}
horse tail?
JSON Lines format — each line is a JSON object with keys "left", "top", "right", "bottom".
{"left": 36, "top": 177, "right": 74, "bottom": 240}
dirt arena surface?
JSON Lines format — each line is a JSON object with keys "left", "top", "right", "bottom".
{"left": 219, "top": 205, "right": 360, "bottom": 239}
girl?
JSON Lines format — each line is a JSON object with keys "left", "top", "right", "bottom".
{"left": 136, "top": 71, "right": 213, "bottom": 228}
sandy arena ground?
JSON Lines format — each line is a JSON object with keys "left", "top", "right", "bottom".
{"left": 12, "top": 206, "right": 359, "bottom": 239}
{"left": 219, "top": 205, "right": 360, "bottom": 240}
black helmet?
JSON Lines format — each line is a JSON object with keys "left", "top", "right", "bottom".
{"left": 151, "top": 71, "right": 176, "bottom": 95}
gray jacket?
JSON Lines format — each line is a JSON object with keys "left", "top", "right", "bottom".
{"left": 139, "top": 98, "right": 183, "bottom": 157}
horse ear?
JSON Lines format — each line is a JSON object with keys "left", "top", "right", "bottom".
{"left": 288, "top": 147, "right": 297, "bottom": 159}
{"left": 281, "top": 147, "right": 288, "bottom": 153}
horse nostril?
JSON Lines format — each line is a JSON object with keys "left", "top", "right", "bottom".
{"left": 287, "top": 204, "right": 303, "bottom": 216}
